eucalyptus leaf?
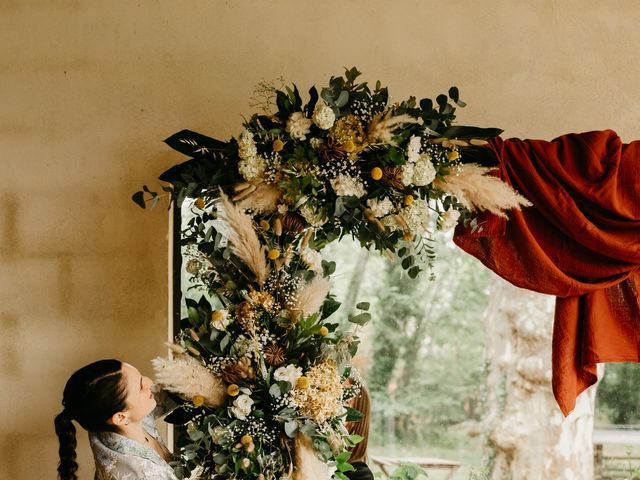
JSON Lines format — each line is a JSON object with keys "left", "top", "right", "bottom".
{"left": 348, "top": 312, "right": 371, "bottom": 326}
{"left": 284, "top": 420, "right": 298, "bottom": 438}
{"left": 335, "top": 90, "right": 349, "bottom": 107}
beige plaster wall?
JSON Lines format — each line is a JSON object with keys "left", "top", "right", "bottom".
{"left": 1, "top": 1, "right": 639, "bottom": 479}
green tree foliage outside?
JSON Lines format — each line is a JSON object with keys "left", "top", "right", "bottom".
{"left": 597, "top": 363, "right": 640, "bottom": 426}
{"left": 324, "top": 235, "right": 491, "bottom": 474}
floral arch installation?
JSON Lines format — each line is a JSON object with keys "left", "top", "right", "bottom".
{"left": 135, "top": 68, "right": 530, "bottom": 480}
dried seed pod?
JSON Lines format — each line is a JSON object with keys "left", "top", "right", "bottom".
{"left": 273, "top": 217, "right": 283, "bottom": 236}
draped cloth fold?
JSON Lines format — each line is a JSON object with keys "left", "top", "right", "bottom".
{"left": 453, "top": 130, "right": 640, "bottom": 415}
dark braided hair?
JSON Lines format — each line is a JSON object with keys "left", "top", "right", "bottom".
{"left": 54, "top": 359, "right": 128, "bottom": 480}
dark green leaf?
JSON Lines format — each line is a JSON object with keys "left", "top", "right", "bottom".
{"left": 348, "top": 312, "right": 371, "bottom": 326}
{"left": 132, "top": 191, "right": 146, "bottom": 209}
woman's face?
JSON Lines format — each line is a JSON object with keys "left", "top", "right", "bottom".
{"left": 120, "top": 363, "right": 156, "bottom": 422}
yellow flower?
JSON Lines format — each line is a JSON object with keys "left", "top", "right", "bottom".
{"left": 192, "top": 395, "right": 205, "bottom": 407}
{"left": 447, "top": 150, "right": 460, "bottom": 161}
{"left": 404, "top": 195, "right": 414, "bottom": 206}
{"left": 319, "top": 326, "right": 329, "bottom": 336}
{"left": 194, "top": 197, "right": 205, "bottom": 209}
{"left": 296, "top": 376, "right": 310, "bottom": 389}
{"left": 240, "top": 434, "right": 253, "bottom": 446}
{"left": 371, "top": 167, "right": 383, "bottom": 181}
{"left": 273, "top": 138, "right": 284, "bottom": 152}
{"left": 211, "top": 310, "right": 224, "bottom": 322}
{"left": 259, "top": 219, "right": 270, "bottom": 231}
{"left": 268, "top": 249, "right": 281, "bottom": 260}
{"left": 342, "top": 140, "right": 356, "bottom": 153}
{"left": 227, "top": 384, "right": 240, "bottom": 396}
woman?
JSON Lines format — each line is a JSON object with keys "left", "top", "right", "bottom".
{"left": 54, "top": 359, "right": 177, "bottom": 480}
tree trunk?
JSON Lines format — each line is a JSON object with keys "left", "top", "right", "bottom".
{"left": 484, "top": 275, "right": 597, "bottom": 480}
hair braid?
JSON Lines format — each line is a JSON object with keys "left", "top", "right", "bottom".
{"left": 54, "top": 411, "right": 78, "bottom": 480}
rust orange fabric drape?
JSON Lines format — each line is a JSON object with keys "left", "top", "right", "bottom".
{"left": 454, "top": 130, "right": 640, "bottom": 415}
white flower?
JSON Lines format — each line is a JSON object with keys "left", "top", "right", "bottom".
{"left": 309, "top": 138, "right": 324, "bottom": 150}
{"left": 231, "top": 394, "right": 254, "bottom": 420}
{"left": 286, "top": 112, "right": 312, "bottom": 140}
{"left": 401, "top": 163, "right": 414, "bottom": 187}
{"left": 326, "top": 462, "right": 338, "bottom": 480}
{"left": 381, "top": 214, "right": 402, "bottom": 232}
{"left": 312, "top": 103, "right": 336, "bottom": 130}
{"left": 438, "top": 208, "right": 461, "bottom": 231}
{"left": 411, "top": 153, "right": 437, "bottom": 186}
{"left": 277, "top": 204, "right": 289, "bottom": 215}
{"left": 407, "top": 135, "right": 422, "bottom": 163}
{"left": 274, "top": 364, "right": 303, "bottom": 385}
{"left": 402, "top": 200, "right": 431, "bottom": 234}
{"left": 238, "top": 155, "right": 266, "bottom": 181}
{"left": 300, "top": 247, "right": 323, "bottom": 273}
{"left": 237, "top": 129, "right": 258, "bottom": 161}
{"left": 211, "top": 310, "right": 231, "bottom": 331}
{"left": 299, "top": 203, "right": 326, "bottom": 227}
{"left": 366, "top": 197, "right": 394, "bottom": 218}
{"left": 330, "top": 174, "right": 367, "bottom": 198}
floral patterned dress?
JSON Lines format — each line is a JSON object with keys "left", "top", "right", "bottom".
{"left": 89, "top": 415, "right": 178, "bottom": 480}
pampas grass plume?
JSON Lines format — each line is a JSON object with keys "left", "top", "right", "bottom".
{"left": 152, "top": 355, "right": 226, "bottom": 408}
{"left": 217, "top": 191, "right": 270, "bottom": 286}
{"left": 294, "top": 276, "right": 331, "bottom": 317}
{"left": 435, "top": 164, "right": 532, "bottom": 217}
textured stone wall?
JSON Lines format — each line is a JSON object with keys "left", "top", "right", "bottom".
{"left": 2, "top": 1, "right": 640, "bottom": 479}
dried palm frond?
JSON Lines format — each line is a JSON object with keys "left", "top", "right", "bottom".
{"left": 236, "top": 182, "right": 282, "bottom": 214}
{"left": 318, "top": 137, "right": 349, "bottom": 163}
{"left": 434, "top": 164, "right": 532, "bottom": 217}
{"left": 152, "top": 355, "right": 226, "bottom": 408}
{"left": 221, "top": 357, "right": 256, "bottom": 384}
{"left": 294, "top": 276, "right": 331, "bottom": 318}
{"left": 217, "top": 192, "right": 270, "bottom": 286}
{"left": 293, "top": 434, "right": 329, "bottom": 480}
{"left": 264, "top": 344, "right": 286, "bottom": 367}
{"left": 282, "top": 213, "right": 306, "bottom": 235}
{"left": 381, "top": 166, "right": 404, "bottom": 189}
{"left": 367, "top": 112, "right": 419, "bottom": 145}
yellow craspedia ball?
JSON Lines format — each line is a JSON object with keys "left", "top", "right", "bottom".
{"left": 447, "top": 150, "right": 460, "bottom": 161}
{"left": 259, "top": 219, "right": 270, "bottom": 231}
{"left": 319, "top": 326, "right": 329, "bottom": 336}
{"left": 227, "top": 384, "right": 240, "bottom": 396}
{"left": 403, "top": 232, "right": 414, "bottom": 241}
{"left": 371, "top": 167, "right": 383, "bottom": 181}
{"left": 342, "top": 140, "right": 356, "bottom": 153}
{"left": 240, "top": 434, "right": 253, "bottom": 446}
{"left": 211, "top": 310, "right": 224, "bottom": 322}
{"left": 296, "top": 376, "right": 310, "bottom": 389}
{"left": 194, "top": 197, "right": 205, "bottom": 209}
{"left": 273, "top": 139, "right": 284, "bottom": 152}
{"left": 192, "top": 395, "right": 205, "bottom": 407}
{"left": 268, "top": 249, "right": 281, "bottom": 260}
{"left": 404, "top": 195, "right": 414, "bottom": 206}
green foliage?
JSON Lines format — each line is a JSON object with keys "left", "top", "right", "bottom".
{"left": 367, "top": 236, "right": 490, "bottom": 448}
{"left": 597, "top": 363, "right": 640, "bottom": 425}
